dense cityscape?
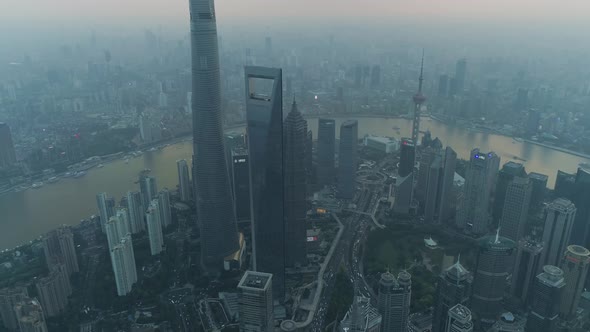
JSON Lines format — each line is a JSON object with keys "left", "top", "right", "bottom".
{"left": 2, "top": 1, "right": 590, "bottom": 332}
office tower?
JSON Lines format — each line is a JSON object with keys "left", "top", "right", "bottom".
{"left": 238, "top": 271, "right": 274, "bottom": 332}
{"left": 559, "top": 245, "right": 590, "bottom": 318}
{"left": 455, "top": 58, "right": 467, "bottom": 93}
{"left": 126, "top": 191, "right": 144, "bottom": 233}
{"left": 499, "top": 176, "right": 532, "bottom": 242}
{"left": 340, "top": 296, "right": 383, "bottom": 332}
{"left": 146, "top": 201, "right": 164, "bottom": 256}
{"left": 554, "top": 170, "right": 576, "bottom": 199}
{"left": 446, "top": 304, "right": 473, "bottom": 332}
{"left": 110, "top": 235, "right": 137, "bottom": 296}
{"left": 432, "top": 258, "right": 472, "bottom": 332}
{"left": 488, "top": 312, "right": 525, "bottom": 332}
{"left": 42, "top": 226, "right": 79, "bottom": 276}
{"left": 14, "top": 298, "right": 48, "bottom": 332}
{"left": 177, "top": 159, "right": 191, "bottom": 202}
{"left": 338, "top": 120, "right": 358, "bottom": 199}
{"left": 438, "top": 75, "right": 449, "bottom": 97}
{"left": 377, "top": 271, "right": 412, "bottom": 332}
{"left": 529, "top": 172, "right": 548, "bottom": 211}
{"left": 0, "top": 286, "right": 28, "bottom": 330}
{"left": 306, "top": 130, "right": 313, "bottom": 184}
{"left": 456, "top": 149, "right": 500, "bottom": 234}
{"left": 399, "top": 138, "right": 415, "bottom": 177}
{"left": 493, "top": 162, "right": 527, "bottom": 225}
{"left": 371, "top": 65, "right": 381, "bottom": 87}
{"left": 284, "top": 100, "right": 308, "bottom": 267}
{"left": 106, "top": 211, "right": 130, "bottom": 250}
{"left": 189, "top": 0, "right": 239, "bottom": 268}
{"left": 510, "top": 238, "right": 543, "bottom": 303}
{"left": 317, "top": 118, "right": 336, "bottom": 187}
{"left": 35, "top": 264, "right": 71, "bottom": 317}
{"left": 526, "top": 265, "right": 565, "bottom": 332}
{"left": 0, "top": 122, "right": 16, "bottom": 168}
{"left": 541, "top": 198, "right": 576, "bottom": 268}
{"left": 393, "top": 173, "right": 414, "bottom": 214}
{"left": 412, "top": 53, "right": 426, "bottom": 145}
{"left": 245, "top": 66, "right": 285, "bottom": 301}
{"left": 471, "top": 232, "right": 516, "bottom": 325}
{"left": 569, "top": 168, "right": 590, "bottom": 246}
{"left": 526, "top": 109, "right": 541, "bottom": 137}
{"left": 417, "top": 146, "right": 440, "bottom": 203}
{"left": 438, "top": 147, "right": 457, "bottom": 223}
{"left": 140, "top": 175, "right": 158, "bottom": 210}
{"left": 96, "top": 192, "right": 114, "bottom": 232}
{"left": 158, "top": 189, "right": 172, "bottom": 228}
{"left": 423, "top": 153, "right": 443, "bottom": 223}
{"left": 225, "top": 132, "right": 246, "bottom": 193}
{"left": 232, "top": 149, "right": 251, "bottom": 221}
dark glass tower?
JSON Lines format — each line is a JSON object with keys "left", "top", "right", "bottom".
{"left": 399, "top": 138, "right": 415, "bottom": 177}
{"left": 471, "top": 232, "right": 516, "bottom": 326}
{"left": 431, "top": 258, "right": 472, "bottom": 332}
{"left": 231, "top": 149, "right": 251, "bottom": 222}
{"left": 338, "top": 120, "right": 358, "bottom": 199}
{"left": 189, "top": 0, "right": 238, "bottom": 267}
{"left": 570, "top": 168, "right": 590, "bottom": 247}
{"left": 284, "top": 100, "right": 308, "bottom": 267}
{"left": 317, "top": 118, "right": 336, "bottom": 187}
{"left": 526, "top": 265, "right": 565, "bottom": 332}
{"left": 245, "top": 66, "right": 285, "bottom": 301}
{"left": 493, "top": 161, "right": 526, "bottom": 225}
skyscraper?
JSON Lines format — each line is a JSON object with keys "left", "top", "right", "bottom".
{"left": 559, "top": 245, "right": 590, "bottom": 319}
{"left": 528, "top": 172, "right": 548, "bottom": 211}
{"left": 177, "top": 159, "right": 191, "bottom": 202}
{"left": 0, "top": 122, "right": 16, "bottom": 168}
{"left": 412, "top": 52, "right": 426, "bottom": 145}
{"left": 126, "top": 191, "right": 145, "bottom": 233}
{"left": 232, "top": 149, "right": 251, "bottom": 222}
{"left": 423, "top": 153, "right": 443, "bottom": 223}
{"left": 189, "top": 0, "right": 239, "bottom": 267}
{"left": 569, "top": 168, "right": 590, "bottom": 247}
{"left": 140, "top": 176, "right": 158, "bottom": 211}
{"left": 393, "top": 173, "right": 414, "bottom": 215}
{"left": 14, "top": 298, "right": 48, "bottom": 332}
{"left": 340, "top": 296, "right": 383, "bottom": 332}
{"left": 338, "top": 120, "right": 358, "bottom": 199}
{"left": 245, "top": 66, "right": 285, "bottom": 301}
{"left": 238, "top": 271, "right": 274, "bottom": 332}
{"left": 432, "top": 258, "right": 472, "bottom": 332}
{"left": 493, "top": 162, "right": 526, "bottom": 225}
{"left": 283, "top": 100, "right": 308, "bottom": 267}
{"left": 317, "top": 118, "right": 336, "bottom": 187}
{"left": 526, "top": 265, "right": 565, "bottom": 332}
{"left": 0, "top": 286, "right": 28, "bottom": 330}
{"left": 499, "top": 176, "right": 532, "bottom": 242}
{"left": 471, "top": 232, "right": 516, "bottom": 325}
{"left": 455, "top": 58, "right": 467, "bottom": 93}
{"left": 541, "top": 198, "right": 576, "bottom": 268}
{"left": 110, "top": 235, "right": 137, "bottom": 296}
{"left": 438, "top": 75, "right": 449, "bottom": 97}
{"left": 35, "top": 264, "right": 71, "bottom": 317}
{"left": 438, "top": 147, "right": 457, "bottom": 223}
{"left": 377, "top": 271, "right": 412, "bottom": 332}
{"left": 306, "top": 129, "right": 314, "bottom": 185}
{"left": 510, "top": 238, "right": 543, "bottom": 304}
{"left": 158, "top": 189, "right": 172, "bottom": 228}
{"left": 399, "top": 138, "right": 415, "bottom": 178}
{"left": 146, "top": 200, "right": 164, "bottom": 256}
{"left": 445, "top": 304, "right": 473, "bottom": 332}
{"left": 456, "top": 149, "right": 500, "bottom": 234}
{"left": 42, "top": 226, "right": 79, "bottom": 276}
{"left": 417, "top": 146, "right": 440, "bottom": 204}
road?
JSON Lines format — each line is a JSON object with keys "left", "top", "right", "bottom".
{"left": 310, "top": 189, "right": 376, "bottom": 331}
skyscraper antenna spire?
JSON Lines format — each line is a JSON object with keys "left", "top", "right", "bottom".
{"left": 418, "top": 49, "right": 424, "bottom": 93}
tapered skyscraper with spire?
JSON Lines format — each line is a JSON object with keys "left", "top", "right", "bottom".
{"left": 412, "top": 51, "right": 426, "bottom": 145}
{"left": 189, "top": 0, "right": 238, "bottom": 267}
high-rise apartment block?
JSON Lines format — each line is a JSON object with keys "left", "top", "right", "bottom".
{"left": 35, "top": 264, "right": 71, "bottom": 317}
{"left": 14, "top": 298, "right": 48, "bottom": 332}
{"left": 177, "top": 159, "right": 191, "bottom": 202}
{"left": 110, "top": 235, "right": 137, "bottom": 296}
{"left": 146, "top": 200, "right": 164, "bottom": 256}
{"left": 42, "top": 226, "right": 79, "bottom": 276}
{"left": 238, "top": 271, "right": 274, "bottom": 332}
{"left": 0, "top": 286, "right": 29, "bottom": 330}
{"left": 126, "top": 191, "right": 145, "bottom": 233}
{"left": 158, "top": 189, "right": 172, "bottom": 228}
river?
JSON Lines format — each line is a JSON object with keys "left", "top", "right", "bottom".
{"left": 1, "top": 116, "right": 587, "bottom": 249}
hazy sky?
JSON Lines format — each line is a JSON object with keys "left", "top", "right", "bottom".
{"left": 2, "top": 0, "right": 590, "bottom": 24}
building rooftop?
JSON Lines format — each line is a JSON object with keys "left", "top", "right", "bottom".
{"left": 449, "top": 304, "right": 472, "bottom": 320}
{"left": 238, "top": 271, "right": 272, "bottom": 291}
{"left": 567, "top": 245, "right": 590, "bottom": 257}
{"left": 529, "top": 172, "right": 549, "bottom": 181}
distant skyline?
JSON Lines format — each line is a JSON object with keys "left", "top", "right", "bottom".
{"left": 2, "top": 0, "right": 590, "bottom": 24}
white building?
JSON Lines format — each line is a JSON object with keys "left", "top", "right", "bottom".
{"left": 364, "top": 135, "right": 399, "bottom": 154}
{"left": 110, "top": 235, "right": 137, "bottom": 296}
